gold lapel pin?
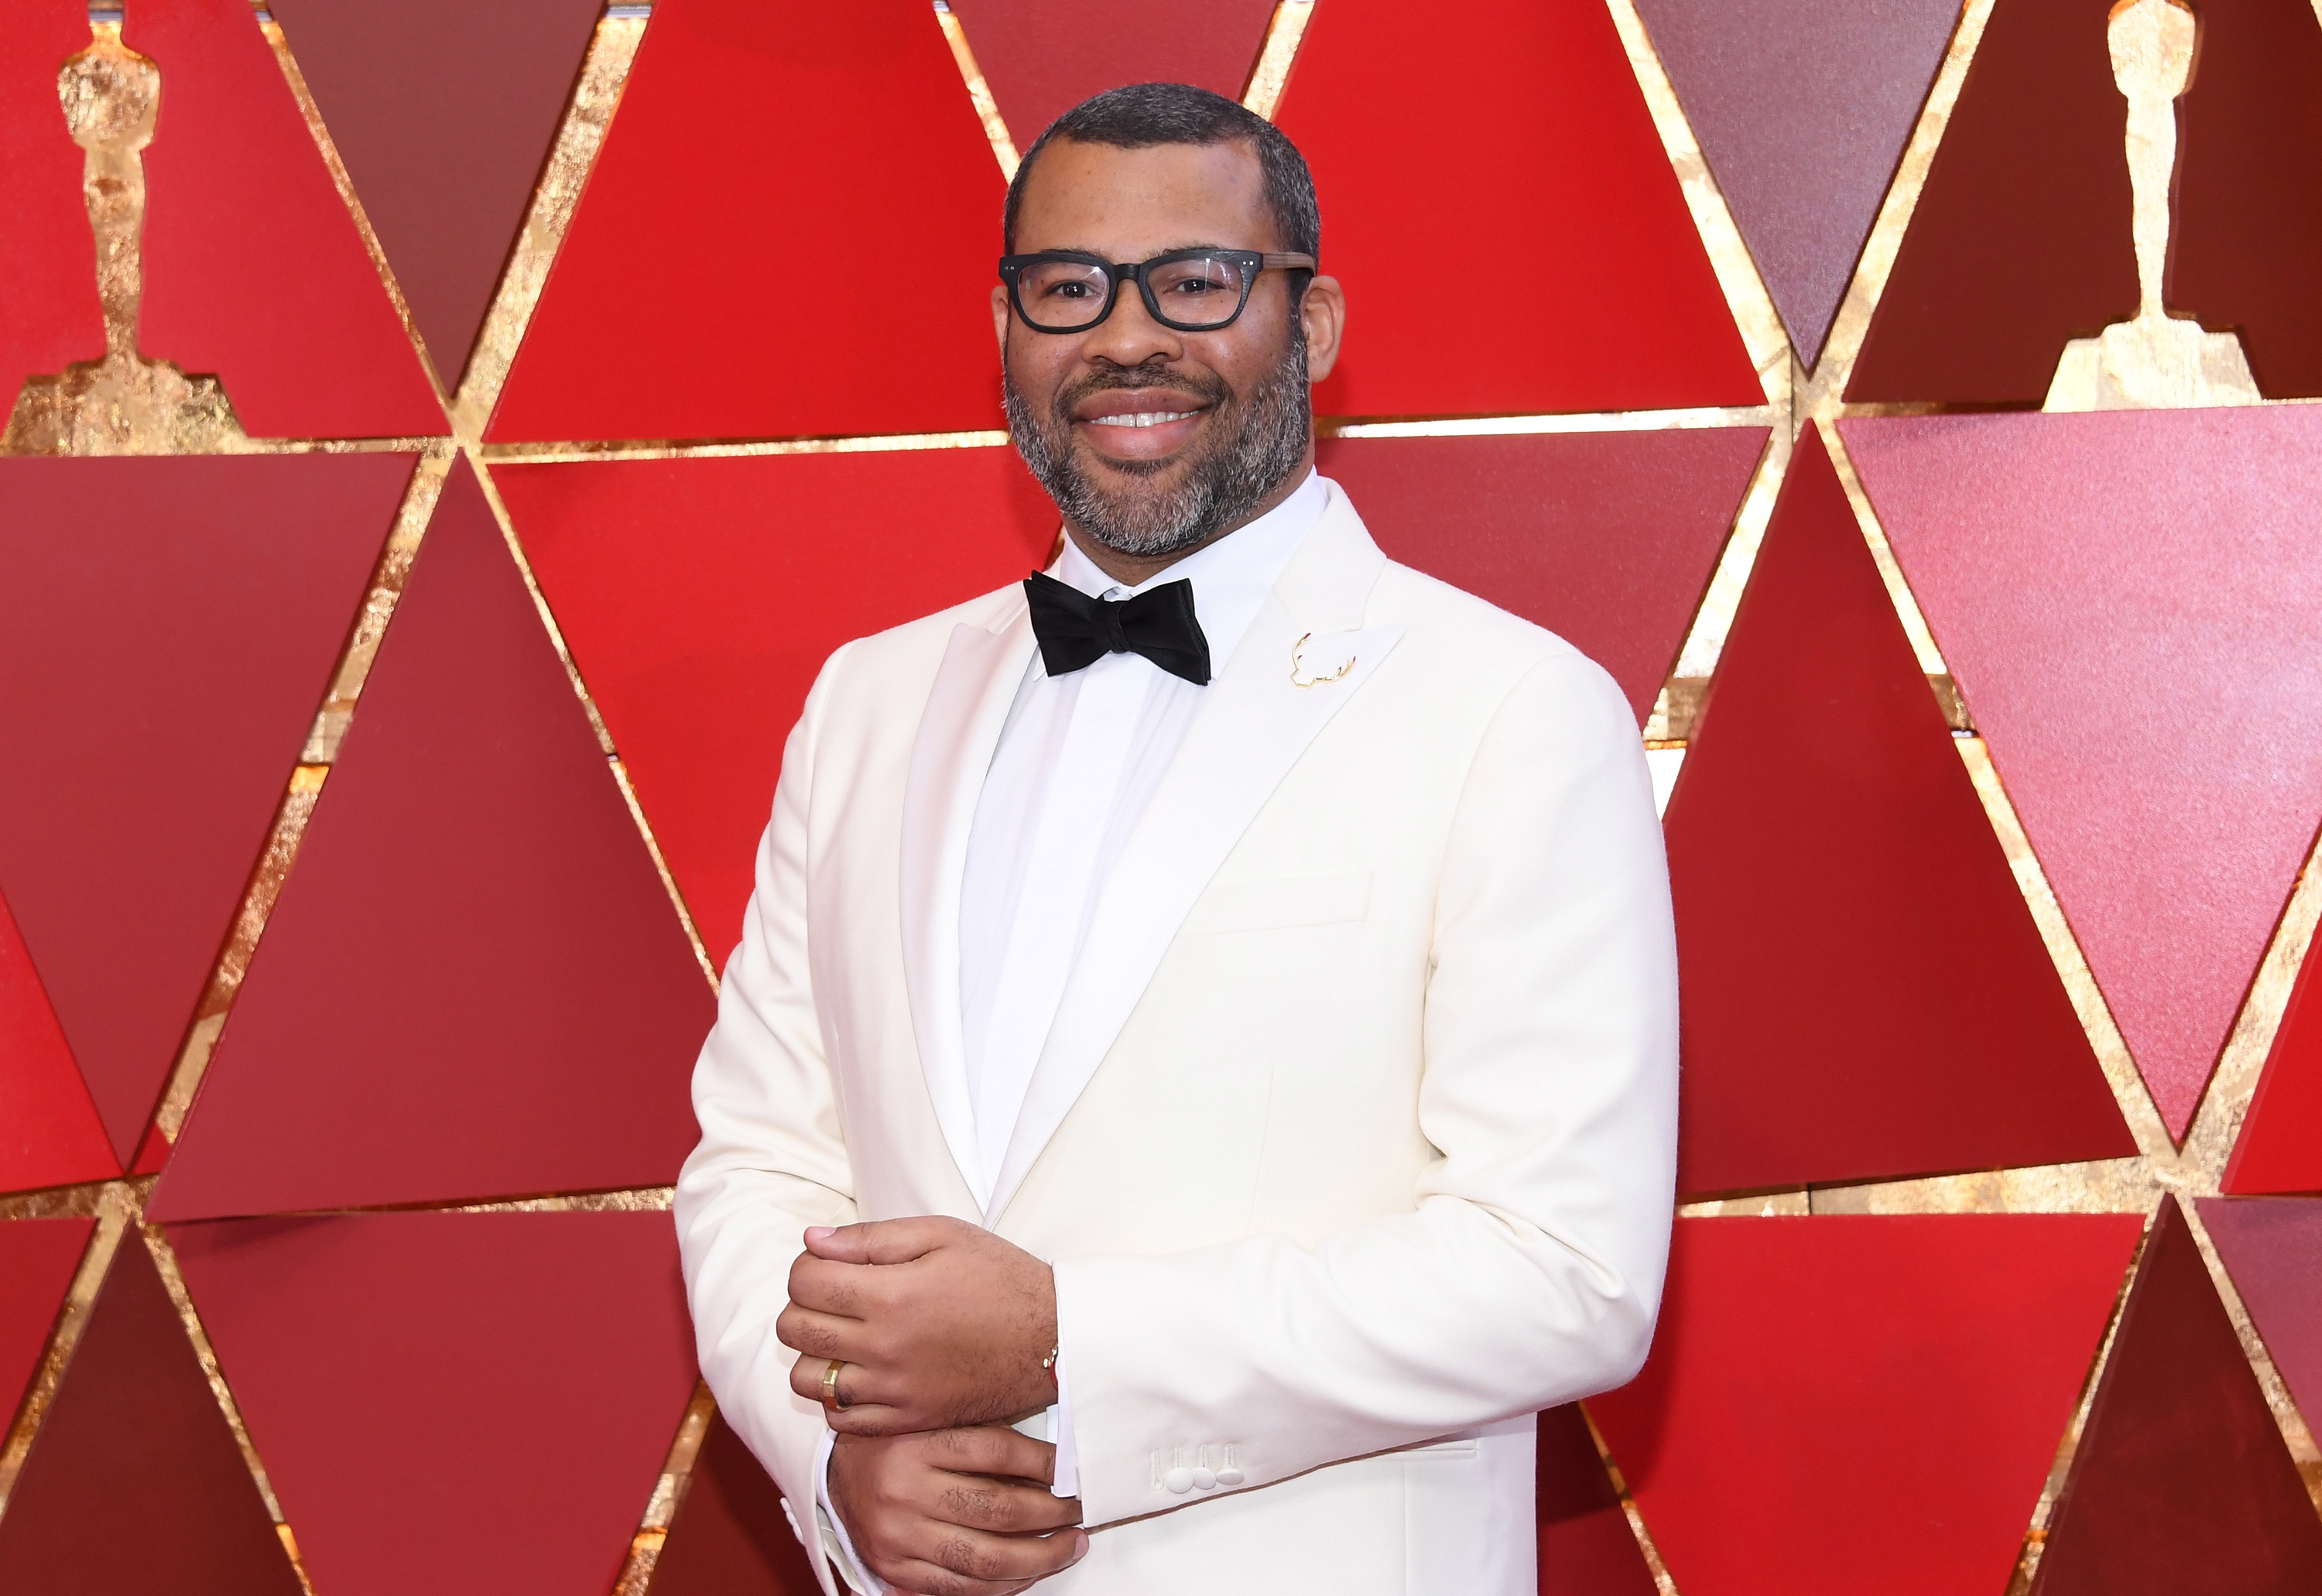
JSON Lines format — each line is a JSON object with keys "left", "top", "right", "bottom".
{"left": 1289, "top": 632, "right": 1355, "bottom": 688}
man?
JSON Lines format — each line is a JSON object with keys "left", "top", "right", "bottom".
{"left": 675, "top": 83, "right": 1677, "bottom": 1596}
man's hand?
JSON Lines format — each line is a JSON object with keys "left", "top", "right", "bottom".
{"left": 828, "top": 1426, "right": 1086, "bottom": 1596}
{"left": 779, "top": 1218, "right": 1058, "bottom": 1435}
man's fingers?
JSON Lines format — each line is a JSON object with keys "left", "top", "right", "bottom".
{"left": 927, "top": 1425, "right": 1059, "bottom": 1488}
{"left": 804, "top": 1214, "right": 973, "bottom": 1267}
{"left": 878, "top": 1526, "right": 1088, "bottom": 1595}
{"left": 931, "top": 1474, "right": 1081, "bottom": 1536}
{"left": 773, "top": 1302, "right": 860, "bottom": 1361}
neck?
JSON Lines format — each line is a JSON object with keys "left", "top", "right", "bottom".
{"left": 1062, "top": 445, "right": 1315, "bottom": 586}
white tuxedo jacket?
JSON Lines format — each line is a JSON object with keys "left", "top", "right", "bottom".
{"left": 675, "top": 486, "right": 1679, "bottom": 1595}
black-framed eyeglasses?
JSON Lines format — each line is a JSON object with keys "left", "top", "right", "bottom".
{"left": 998, "top": 248, "right": 1317, "bottom": 334}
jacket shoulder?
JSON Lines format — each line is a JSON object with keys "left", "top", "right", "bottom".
{"left": 1368, "top": 557, "right": 1624, "bottom": 707}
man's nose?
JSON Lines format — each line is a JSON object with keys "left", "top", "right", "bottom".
{"left": 1078, "top": 279, "right": 1186, "bottom": 369}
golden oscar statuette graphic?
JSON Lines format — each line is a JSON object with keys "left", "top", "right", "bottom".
{"left": 3, "top": 9, "right": 245, "bottom": 454}
{"left": 2044, "top": 0, "right": 2262, "bottom": 412}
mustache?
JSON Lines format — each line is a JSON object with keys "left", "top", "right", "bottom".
{"left": 1051, "top": 361, "right": 1230, "bottom": 419}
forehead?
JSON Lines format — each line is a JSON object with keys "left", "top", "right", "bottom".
{"left": 1013, "top": 139, "right": 1278, "bottom": 257}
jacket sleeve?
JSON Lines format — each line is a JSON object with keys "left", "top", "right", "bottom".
{"left": 1050, "top": 647, "right": 1680, "bottom": 1527}
{"left": 673, "top": 644, "right": 860, "bottom": 1593}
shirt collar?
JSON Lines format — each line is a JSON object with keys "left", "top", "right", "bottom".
{"left": 1051, "top": 468, "right": 1328, "bottom": 673}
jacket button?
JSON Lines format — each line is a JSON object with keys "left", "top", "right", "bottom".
{"left": 1192, "top": 1468, "right": 1217, "bottom": 1490}
{"left": 1217, "top": 1467, "right": 1245, "bottom": 1487}
{"left": 1164, "top": 1467, "right": 1194, "bottom": 1494}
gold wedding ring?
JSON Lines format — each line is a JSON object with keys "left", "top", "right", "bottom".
{"left": 821, "top": 1358, "right": 852, "bottom": 1412}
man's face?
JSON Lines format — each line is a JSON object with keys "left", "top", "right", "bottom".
{"left": 995, "top": 139, "right": 1344, "bottom": 562}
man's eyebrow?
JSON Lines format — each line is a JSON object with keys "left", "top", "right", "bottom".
{"left": 1028, "top": 241, "right": 1248, "bottom": 258}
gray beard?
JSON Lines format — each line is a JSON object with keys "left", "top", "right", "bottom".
{"left": 1003, "top": 337, "right": 1313, "bottom": 560}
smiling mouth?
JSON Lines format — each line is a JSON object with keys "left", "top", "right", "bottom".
{"left": 1087, "top": 409, "right": 1200, "bottom": 429}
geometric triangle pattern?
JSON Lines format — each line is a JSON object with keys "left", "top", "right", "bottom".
{"left": 1844, "top": 0, "right": 2139, "bottom": 404}
{"left": 0, "top": 0, "right": 107, "bottom": 413}
{"left": 0, "top": 887, "right": 115, "bottom": 1197}
{"left": 0, "top": 454, "right": 416, "bottom": 1166}
{"left": 489, "top": 0, "right": 1009, "bottom": 444}
{"left": 149, "top": 461, "right": 715, "bottom": 1220}
{"left": 167, "top": 1212, "right": 698, "bottom": 1596}
{"left": 495, "top": 447, "right": 1060, "bottom": 964}
{"left": 1590, "top": 1214, "right": 2145, "bottom": 1596}
{"left": 2197, "top": 1197, "right": 2322, "bottom": 1433}
{"left": 2225, "top": 931, "right": 2322, "bottom": 1194}
{"left": 649, "top": 1409, "right": 822, "bottom": 1596}
{"left": 1313, "top": 427, "right": 1769, "bottom": 724}
{"left": 2030, "top": 1197, "right": 2322, "bottom": 1596}
{"left": 947, "top": 0, "right": 1279, "bottom": 149}
{"left": 1634, "top": 0, "right": 1959, "bottom": 364}
{"left": 1274, "top": 0, "right": 1763, "bottom": 418}
{"left": 121, "top": 0, "right": 445, "bottom": 437}
{"left": 1536, "top": 1402, "right": 1657, "bottom": 1596}
{"left": 2161, "top": 0, "right": 2322, "bottom": 399}
{"left": 1844, "top": 408, "right": 2322, "bottom": 1139}
{"left": 1665, "top": 429, "right": 2132, "bottom": 1195}
{"left": 0, "top": 1234, "right": 307, "bottom": 1596}
{"left": 267, "top": 0, "right": 604, "bottom": 392}
{"left": 0, "top": 1218, "right": 92, "bottom": 1430}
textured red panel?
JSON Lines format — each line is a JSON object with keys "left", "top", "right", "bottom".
{"left": 1843, "top": 409, "right": 2322, "bottom": 1138}
{"left": 1846, "top": 0, "right": 2139, "bottom": 404}
{"left": 2170, "top": 0, "right": 2322, "bottom": 399}
{"left": 490, "top": 0, "right": 1006, "bottom": 443}
{"left": 948, "top": 0, "right": 1277, "bottom": 147}
{"left": 1634, "top": 0, "right": 1959, "bottom": 363}
{"left": 0, "top": 454, "right": 414, "bottom": 1163}
{"left": 2225, "top": 933, "right": 2322, "bottom": 1193}
{"left": 0, "top": 887, "right": 115, "bottom": 1196}
{"left": 121, "top": 0, "right": 442, "bottom": 438}
{"left": 1315, "top": 430, "right": 1765, "bottom": 723}
{"left": 1537, "top": 1402, "right": 1656, "bottom": 1596}
{"left": 1590, "top": 1214, "right": 2142, "bottom": 1596}
{"left": 495, "top": 447, "right": 1057, "bottom": 962}
{"left": 268, "top": 0, "right": 601, "bottom": 392}
{"left": 1273, "top": 0, "right": 1761, "bottom": 418}
{"left": 650, "top": 1410, "right": 822, "bottom": 1596}
{"left": 2031, "top": 1197, "right": 2322, "bottom": 1595}
{"left": 168, "top": 1212, "right": 696, "bottom": 1596}
{"left": 0, "top": 1236, "right": 306, "bottom": 1596}
{"left": 2196, "top": 1197, "right": 2322, "bottom": 1431}
{"left": 0, "top": 1, "right": 104, "bottom": 410}
{"left": 1665, "top": 431, "right": 2129, "bottom": 1194}
{"left": 148, "top": 461, "right": 714, "bottom": 1220}
{"left": 0, "top": 1218, "right": 91, "bottom": 1426}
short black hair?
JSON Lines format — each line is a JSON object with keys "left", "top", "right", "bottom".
{"left": 1002, "top": 82, "right": 1321, "bottom": 271}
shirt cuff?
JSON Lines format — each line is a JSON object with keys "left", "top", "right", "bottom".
{"left": 1049, "top": 1351, "right": 1079, "bottom": 1499}
{"left": 813, "top": 1426, "right": 885, "bottom": 1594}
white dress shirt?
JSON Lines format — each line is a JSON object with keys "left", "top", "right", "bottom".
{"left": 814, "top": 472, "right": 1331, "bottom": 1591}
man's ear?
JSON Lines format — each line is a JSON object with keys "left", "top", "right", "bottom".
{"left": 1300, "top": 274, "right": 1346, "bottom": 384}
{"left": 991, "top": 284, "right": 1012, "bottom": 358}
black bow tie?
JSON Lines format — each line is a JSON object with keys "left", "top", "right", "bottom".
{"left": 1023, "top": 570, "right": 1212, "bottom": 686}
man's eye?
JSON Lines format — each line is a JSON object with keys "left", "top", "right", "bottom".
{"left": 1044, "top": 280, "right": 1094, "bottom": 299}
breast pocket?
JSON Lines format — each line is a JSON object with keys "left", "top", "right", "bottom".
{"left": 1181, "top": 869, "right": 1372, "bottom": 937}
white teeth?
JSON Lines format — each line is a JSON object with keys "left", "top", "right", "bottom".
{"left": 1090, "top": 410, "right": 1195, "bottom": 427}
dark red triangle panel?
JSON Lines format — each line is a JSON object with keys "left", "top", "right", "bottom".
{"left": 2197, "top": 1197, "right": 2322, "bottom": 1433}
{"left": 650, "top": 1410, "right": 821, "bottom": 1596}
{"left": 2031, "top": 1197, "right": 2322, "bottom": 1596}
{"left": 948, "top": 0, "right": 1277, "bottom": 149}
{"left": 494, "top": 446, "right": 1057, "bottom": 964}
{"left": 1635, "top": 0, "right": 1958, "bottom": 363}
{"left": 168, "top": 1212, "right": 697, "bottom": 1596}
{"left": 1272, "top": 0, "right": 1761, "bottom": 418}
{"left": 121, "top": 0, "right": 444, "bottom": 437}
{"left": 2225, "top": 932, "right": 2322, "bottom": 1194}
{"left": 1315, "top": 429, "right": 1766, "bottom": 724}
{"left": 1845, "top": 0, "right": 2138, "bottom": 404}
{"left": 1590, "top": 1214, "right": 2142, "bottom": 1596}
{"left": 490, "top": 0, "right": 1007, "bottom": 443}
{"left": 0, "top": 1218, "right": 91, "bottom": 1427}
{"left": 0, "top": 454, "right": 415, "bottom": 1164}
{"left": 0, "top": 0, "right": 105, "bottom": 411}
{"left": 149, "top": 460, "right": 714, "bottom": 1220}
{"left": 0, "top": 886, "right": 115, "bottom": 1196}
{"left": 0, "top": 1235, "right": 306, "bottom": 1596}
{"left": 2163, "top": 0, "right": 2322, "bottom": 399}
{"left": 1665, "top": 430, "right": 2129, "bottom": 1194}
{"left": 1536, "top": 1402, "right": 1656, "bottom": 1596}
{"left": 1844, "top": 409, "right": 2322, "bottom": 1138}
{"left": 269, "top": 0, "right": 602, "bottom": 392}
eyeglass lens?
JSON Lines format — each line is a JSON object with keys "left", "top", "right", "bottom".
{"left": 1015, "top": 254, "right": 1251, "bottom": 331}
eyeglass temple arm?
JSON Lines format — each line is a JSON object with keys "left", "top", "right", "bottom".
{"left": 1261, "top": 252, "right": 1317, "bottom": 271}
